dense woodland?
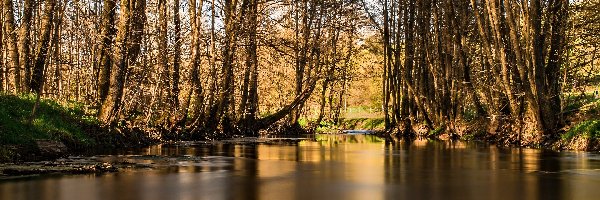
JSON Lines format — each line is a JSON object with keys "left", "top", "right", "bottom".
{"left": 0, "top": 0, "right": 599, "bottom": 144}
{"left": 368, "top": 0, "right": 600, "bottom": 144}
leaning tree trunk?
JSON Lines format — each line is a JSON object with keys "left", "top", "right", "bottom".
{"left": 29, "top": 0, "right": 57, "bottom": 94}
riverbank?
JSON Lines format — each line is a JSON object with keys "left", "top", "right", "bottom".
{"left": 0, "top": 94, "right": 157, "bottom": 163}
{"left": 396, "top": 93, "right": 600, "bottom": 151}
{"left": 2, "top": 93, "right": 599, "bottom": 163}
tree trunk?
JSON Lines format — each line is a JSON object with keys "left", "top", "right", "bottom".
{"left": 98, "top": 0, "right": 137, "bottom": 124}
{"left": 96, "top": 0, "right": 117, "bottom": 103}
{"left": 30, "top": 0, "right": 57, "bottom": 94}
{"left": 289, "top": 0, "right": 317, "bottom": 125}
{"left": 157, "top": 0, "right": 169, "bottom": 107}
{"left": 19, "top": 0, "right": 34, "bottom": 92}
{"left": 170, "top": 0, "right": 182, "bottom": 128}
{"left": 3, "top": 0, "right": 20, "bottom": 93}
{"left": 184, "top": 0, "right": 203, "bottom": 124}
{"left": 240, "top": 0, "right": 259, "bottom": 129}
{"left": 0, "top": 1, "right": 4, "bottom": 91}
{"left": 544, "top": 0, "right": 568, "bottom": 131}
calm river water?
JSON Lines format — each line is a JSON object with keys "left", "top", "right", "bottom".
{"left": 2, "top": 134, "right": 600, "bottom": 200}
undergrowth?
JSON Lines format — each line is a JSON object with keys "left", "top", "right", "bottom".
{"left": 562, "top": 120, "right": 600, "bottom": 141}
{"left": 0, "top": 93, "right": 98, "bottom": 148}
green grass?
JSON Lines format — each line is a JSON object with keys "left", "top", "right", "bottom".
{"left": 562, "top": 119, "right": 600, "bottom": 141}
{"left": 314, "top": 134, "right": 385, "bottom": 144}
{"left": 428, "top": 126, "right": 445, "bottom": 137}
{"left": 565, "top": 93, "right": 593, "bottom": 107}
{"left": 343, "top": 106, "right": 383, "bottom": 119}
{"left": 309, "top": 118, "right": 385, "bottom": 133}
{"left": 0, "top": 94, "right": 98, "bottom": 148}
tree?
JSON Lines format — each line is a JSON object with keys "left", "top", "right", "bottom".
{"left": 3, "top": 0, "right": 20, "bottom": 93}
{"left": 30, "top": 0, "right": 58, "bottom": 94}
{"left": 96, "top": 0, "right": 117, "bottom": 103}
{"left": 99, "top": 0, "right": 146, "bottom": 124}
{"left": 19, "top": 0, "right": 34, "bottom": 92}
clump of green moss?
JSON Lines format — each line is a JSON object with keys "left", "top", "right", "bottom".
{"left": 562, "top": 120, "right": 600, "bottom": 141}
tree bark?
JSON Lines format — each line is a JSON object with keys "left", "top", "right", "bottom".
{"left": 0, "top": 1, "right": 4, "bottom": 91}
{"left": 240, "top": 0, "right": 259, "bottom": 127}
{"left": 30, "top": 0, "right": 57, "bottom": 94}
{"left": 96, "top": 0, "right": 117, "bottom": 103}
{"left": 157, "top": 0, "right": 169, "bottom": 105}
{"left": 99, "top": 0, "right": 146, "bottom": 124}
{"left": 169, "top": 0, "right": 182, "bottom": 130}
{"left": 3, "top": 0, "right": 20, "bottom": 93}
{"left": 171, "top": 0, "right": 181, "bottom": 111}
{"left": 19, "top": 0, "right": 34, "bottom": 92}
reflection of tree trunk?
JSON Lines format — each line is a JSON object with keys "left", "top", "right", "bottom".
{"left": 3, "top": 0, "right": 20, "bottom": 93}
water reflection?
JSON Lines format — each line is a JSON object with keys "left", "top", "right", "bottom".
{"left": 2, "top": 135, "right": 600, "bottom": 200}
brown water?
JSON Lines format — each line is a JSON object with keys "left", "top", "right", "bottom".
{"left": 2, "top": 134, "right": 600, "bottom": 200}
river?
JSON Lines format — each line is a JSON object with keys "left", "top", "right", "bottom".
{"left": 2, "top": 134, "right": 600, "bottom": 200}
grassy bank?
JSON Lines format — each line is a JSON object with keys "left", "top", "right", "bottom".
{"left": 556, "top": 93, "right": 600, "bottom": 151}
{"left": 0, "top": 94, "right": 99, "bottom": 161}
{"left": 0, "top": 94, "right": 155, "bottom": 162}
{"left": 299, "top": 117, "right": 385, "bottom": 133}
